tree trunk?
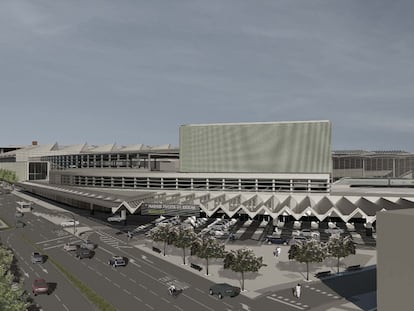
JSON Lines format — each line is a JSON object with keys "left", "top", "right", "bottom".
{"left": 306, "top": 262, "right": 309, "bottom": 281}
{"left": 241, "top": 271, "right": 245, "bottom": 291}
{"left": 163, "top": 241, "right": 166, "bottom": 256}
{"left": 182, "top": 248, "right": 186, "bottom": 265}
{"left": 206, "top": 258, "right": 209, "bottom": 275}
{"left": 337, "top": 257, "right": 340, "bottom": 273}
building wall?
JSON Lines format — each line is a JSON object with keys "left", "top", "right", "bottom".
{"left": 180, "top": 121, "right": 332, "bottom": 174}
{"left": 377, "top": 210, "right": 414, "bottom": 310}
{"left": 0, "top": 162, "right": 27, "bottom": 181}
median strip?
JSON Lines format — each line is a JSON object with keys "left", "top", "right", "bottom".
{"left": 21, "top": 234, "right": 117, "bottom": 311}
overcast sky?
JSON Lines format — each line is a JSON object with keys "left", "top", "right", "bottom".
{"left": 1, "top": 0, "right": 413, "bottom": 151}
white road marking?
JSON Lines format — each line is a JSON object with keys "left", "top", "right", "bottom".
{"left": 63, "top": 303, "right": 69, "bottom": 311}
{"left": 182, "top": 293, "right": 216, "bottom": 311}
{"left": 174, "top": 305, "right": 184, "bottom": 311}
{"left": 96, "top": 271, "right": 103, "bottom": 276}
{"left": 88, "top": 266, "right": 95, "bottom": 271}
{"left": 105, "top": 277, "right": 111, "bottom": 282}
{"left": 149, "top": 290, "right": 157, "bottom": 296}
{"left": 55, "top": 294, "right": 61, "bottom": 302}
{"left": 123, "top": 289, "right": 131, "bottom": 295}
{"left": 43, "top": 243, "right": 67, "bottom": 250}
{"left": 139, "top": 284, "right": 147, "bottom": 290}
{"left": 35, "top": 272, "right": 40, "bottom": 278}
{"left": 195, "top": 287, "right": 205, "bottom": 294}
{"left": 161, "top": 297, "right": 170, "bottom": 304}
{"left": 129, "top": 278, "right": 136, "bottom": 283}
{"left": 97, "top": 246, "right": 115, "bottom": 256}
{"left": 145, "top": 304, "right": 154, "bottom": 310}
{"left": 120, "top": 272, "right": 126, "bottom": 277}
{"left": 41, "top": 267, "right": 48, "bottom": 274}
{"left": 114, "top": 283, "right": 120, "bottom": 288}
{"left": 266, "top": 296, "right": 305, "bottom": 310}
{"left": 134, "top": 296, "right": 142, "bottom": 302}
{"left": 21, "top": 268, "right": 29, "bottom": 278}
{"left": 36, "top": 236, "right": 72, "bottom": 244}
{"left": 141, "top": 255, "right": 154, "bottom": 264}
{"left": 223, "top": 302, "right": 233, "bottom": 308}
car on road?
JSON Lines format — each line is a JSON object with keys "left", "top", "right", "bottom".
{"left": 75, "top": 248, "right": 94, "bottom": 259}
{"left": 31, "top": 252, "right": 44, "bottom": 264}
{"left": 32, "top": 278, "right": 49, "bottom": 296}
{"left": 264, "top": 236, "right": 289, "bottom": 245}
{"left": 108, "top": 256, "right": 126, "bottom": 267}
{"left": 209, "top": 283, "right": 240, "bottom": 299}
{"left": 81, "top": 240, "right": 95, "bottom": 250}
{"left": 60, "top": 220, "right": 80, "bottom": 227}
{"left": 15, "top": 211, "right": 24, "bottom": 218}
{"left": 63, "top": 243, "right": 80, "bottom": 252}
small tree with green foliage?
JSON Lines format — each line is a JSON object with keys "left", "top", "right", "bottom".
{"left": 327, "top": 235, "right": 356, "bottom": 273}
{"left": 224, "top": 247, "right": 266, "bottom": 291}
{"left": 288, "top": 239, "right": 327, "bottom": 280}
{"left": 191, "top": 236, "right": 225, "bottom": 275}
{"left": 148, "top": 223, "right": 176, "bottom": 256}
{"left": 172, "top": 226, "right": 198, "bottom": 265}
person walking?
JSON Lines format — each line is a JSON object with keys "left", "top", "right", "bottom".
{"left": 295, "top": 283, "right": 301, "bottom": 298}
{"left": 276, "top": 246, "right": 281, "bottom": 257}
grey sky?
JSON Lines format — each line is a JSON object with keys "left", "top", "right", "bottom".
{"left": 1, "top": 0, "right": 413, "bottom": 150}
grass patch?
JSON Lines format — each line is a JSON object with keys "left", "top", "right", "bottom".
{"left": 22, "top": 235, "right": 117, "bottom": 311}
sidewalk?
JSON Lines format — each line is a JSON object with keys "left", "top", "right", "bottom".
{"left": 131, "top": 236, "right": 377, "bottom": 299}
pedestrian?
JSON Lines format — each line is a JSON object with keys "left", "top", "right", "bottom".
{"left": 276, "top": 246, "right": 281, "bottom": 257}
{"left": 295, "top": 283, "right": 301, "bottom": 298}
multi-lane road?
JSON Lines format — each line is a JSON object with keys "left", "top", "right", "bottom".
{"left": 0, "top": 191, "right": 376, "bottom": 311}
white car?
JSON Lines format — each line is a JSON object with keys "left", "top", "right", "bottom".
{"left": 107, "top": 215, "right": 125, "bottom": 222}
{"left": 60, "top": 220, "right": 80, "bottom": 227}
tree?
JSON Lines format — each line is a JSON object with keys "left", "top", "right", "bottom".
{"left": 288, "top": 239, "right": 326, "bottom": 281}
{"left": 191, "top": 236, "right": 225, "bottom": 275}
{"left": 224, "top": 247, "right": 266, "bottom": 291}
{"left": 0, "top": 245, "right": 30, "bottom": 311}
{"left": 172, "top": 226, "right": 198, "bottom": 265}
{"left": 326, "top": 235, "right": 356, "bottom": 273}
{"left": 148, "top": 223, "right": 176, "bottom": 256}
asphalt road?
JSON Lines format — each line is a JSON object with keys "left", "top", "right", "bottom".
{"left": 1, "top": 191, "right": 377, "bottom": 311}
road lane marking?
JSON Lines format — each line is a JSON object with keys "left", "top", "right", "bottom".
{"left": 134, "top": 296, "right": 142, "bottom": 302}
{"left": 29, "top": 266, "right": 34, "bottom": 272}
{"left": 88, "top": 266, "right": 95, "bottom": 271}
{"left": 120, "top": 272, "right": 126, "bottom": 277}
{"left": 36, "top": 236, "right": 72, "bottom": 244}
{"left": 114, "top": 283, "right": 120, "bottom": 288}
{"left": 266, "top": 296, "right": 305, "bottom": 310}
{"left": 182, "top": 293, "right": 215, "bottom": 311}
{"left": 149, "top": 290, "right": 157, "bottom": 296}
{"left": 173, "top": 306, "right": 184, "bottom": 311}
{"left": 43, "top": 243, "right": 67, "bottom": 250}
{"left": 138, "top": 269, "right": 158, "bottom": 282}
{"left": 96, "top": 271, "right": 103, "bottom": 276}
{"left": 139, "top": 284, "right": 147, "bottom": 290}
{"left": 145, "top": 304, "right": 154, "bottom": 310}
{"left": 129, "top": 278, "right": 136, "bottom": 283}
{"left": 123, "top": 289, "right": 131, "bottom": 295}
{"left": 195, "top": 287, "right": 205, "bottom": 294}
{"left": 35, "top": 272, "right": 40, "bottom": 278}
{"left": 105, "top": 277, "right": 111, "bottom": 282}
{"left": 223, "top": 302, "right": 233, "bottom": 308}
{"left": 98, "top": 246, "right": 115, "bottom": 256}
{"left": 55, "top": 294, "right": 61, "bottom": 302}
{"left": 63, "top": 303, "right": 69, "bottom": 311}
{"left": 161, "top": 298, "right": 170, "bottom": 304}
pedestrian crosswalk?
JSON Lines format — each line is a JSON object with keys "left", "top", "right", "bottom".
{"left": 158, "top": 275, "right": 190, "bottom": 290}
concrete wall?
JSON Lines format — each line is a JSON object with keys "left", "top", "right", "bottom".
{"left": 0, "top": 162, "right": 27, "bottom": 181}
{"left": 377, "top": 209, "right": 414, "bottom": 310}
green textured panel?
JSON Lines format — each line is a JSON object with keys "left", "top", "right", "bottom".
{"left": 179, "top": 121, "right": 332, "bottom": 173}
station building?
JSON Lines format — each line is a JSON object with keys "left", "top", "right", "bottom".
{"left": 1, "top": 120, "right": 414, "bottom": 226}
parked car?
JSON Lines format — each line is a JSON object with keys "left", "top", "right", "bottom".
{"left": 108, "top": 256, "right": 126, "bottom": 267}
{"left": 32, "top": 278, "right": 49, "bottom": 296}
{"left": 81, "top": 240, "right": 95, "bottom": 250}
{"left": 60, "top": 220, "right": 80, "bottom": 227}
{"left": 63, "top": 243, "right": 80, "bottom": 252}
{"left": 31, "top": 252, "right": 44, "bottom": 264}
{"left": 15, "top": 211, "right": 24, "bottom": 218}
{"left": 299, "top": 229, "right": 320, "bottom": 239}
{"left": 209, "top": 283, "right": 240, "bottom": 299}
{"left": 75, "top": 248, "right": 94, "bottom": 259}
{"left": 264, "top": 236, "right": 289, "bottom": 245}
{"left": 107, "top": 214, "right": 125, "bottom": 222}
{"left": 325, "top": 227, "right": 344, "bottom": 235}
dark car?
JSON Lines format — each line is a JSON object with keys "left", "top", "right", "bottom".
{"left": 16, "top": 220, "right": 25, "bottom": 228}
{"left": 75, "top": 247, "right": 94, "bottom": 259}
{"left": 31, "top": 252, "right": 44, "bottom": 264}
{"left": 209, "top": 283, "right": 240, "bottom": 299}
{"left": 32, "top": 278, "right": 49, "bottom": 296}
{"left": 264, "top": 236, "right": 288, "bottom": 245}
